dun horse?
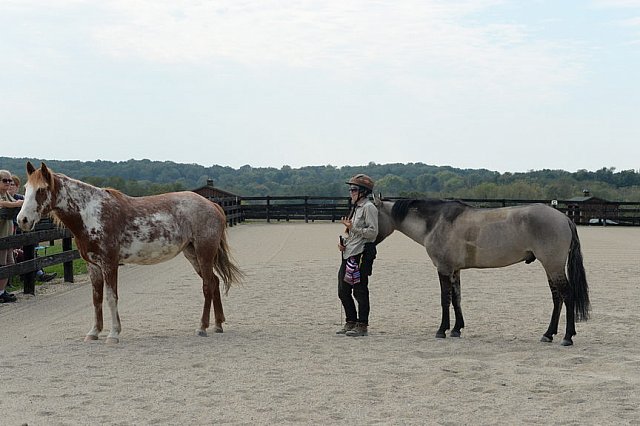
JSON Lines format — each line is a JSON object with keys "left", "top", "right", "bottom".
{"left": 373, "top": 195, "right": 590, "bottom": 346}
{"left": 17, "top": 162, "right": 243, "bottom": 343}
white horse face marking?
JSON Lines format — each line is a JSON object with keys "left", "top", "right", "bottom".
{"left": 17, "top": 181, "right": 52, "bottom": 231}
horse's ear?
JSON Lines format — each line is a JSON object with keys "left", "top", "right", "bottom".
{"left": 41, "top": 162, "right": 51, "bottom": 182}
{"left": 373, "top": 192, "right": 382, "bottom": 206}
{"left": 26, "top": 161, "right": 36, "bottom": 175}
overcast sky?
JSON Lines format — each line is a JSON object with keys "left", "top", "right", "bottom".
{"left": 2, "top": 0, "right": 639, "bottom": 173}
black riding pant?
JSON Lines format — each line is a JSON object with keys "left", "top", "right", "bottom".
{"left": 338, "top": 253, "right": 371, "bottom": 325}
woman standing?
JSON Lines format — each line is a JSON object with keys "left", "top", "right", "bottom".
{"left": 0, "top": 170, "right": 23, "bottom": 303}
{"left": 336, "top": 174, "right": 378, "bottom": 337}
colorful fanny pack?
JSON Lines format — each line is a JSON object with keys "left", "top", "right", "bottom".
{"left": 344, "top": 256, "right": 361, "bottom": 285}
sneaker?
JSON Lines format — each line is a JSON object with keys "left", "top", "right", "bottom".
{"left": 336, "top": 321, "right": 357, "bottom": 335}
{"left": 0, "top": 292, "right": 17, "bottom": 303}
{"left": 37, "top": 272, "right": 57, "bottom": 282}
{"left": 346, "top": 323, "right": 368, "bottom": 337}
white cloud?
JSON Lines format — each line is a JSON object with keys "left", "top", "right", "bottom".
{"left": 92, "top": 1, "right": 499, "bottom": 67}
{"left": 84, "top": 0, "right": 582, "bottom": 105}
{"left": 619, "top": 17, "right": 640, "bottom": 30}
{"left": 591, "top": 0, "right": 640, "bottom": 7}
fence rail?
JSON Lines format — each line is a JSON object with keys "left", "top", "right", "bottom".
{"left": 211, "top": 196, "right": 640, "bottom": 226}
{"left": 0, "top": 220, "right": 80, "bottom": 295}
{"left": 241, "top": 196, "right": 351, "bottom": 222}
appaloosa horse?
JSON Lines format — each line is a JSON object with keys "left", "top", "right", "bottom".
{"left": 373, "top": 195, "right": 590, "bottom": 346}
{"left": 17, "top": 162, "right": 243, "bottom": 343}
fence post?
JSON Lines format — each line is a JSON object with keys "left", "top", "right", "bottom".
{"left": 266, "top": 196, "right": 271, "bottom": 223}
{"left": 226, "top": 200, "right": 233, "bottom": 227}
{"left": 234, "top": 197, "right": 239, "bottom": 225}
{"left": 22, "top": 244, "right": 37, "bottom": 295}
{"left": 304, "top": 196, "right": 309, "bottom": 223}
{"left": 62, "top": 237, "right": 74, "bottom": 283}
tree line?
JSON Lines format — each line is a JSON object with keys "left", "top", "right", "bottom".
{"left": 2, "top": 157, "right": 639, "bottom": 201}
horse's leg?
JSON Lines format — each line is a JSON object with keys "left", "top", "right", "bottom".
{"left": 558, "top": 276, "right": 576, "bottom": 346}
{"left": 436, "top": 272, "right": 452, "bottom": 338}
{"left": 103, "top": 265, "right": 121, "bottom": 344}
{"left": 541, "top": 278, "right": 563, "bottom": 343}
{"left": 198, "top": 276, "right": 213, "bottom": 337}
{"left": 450, "top": 271, "right": 464, "bottom": 338}
{"left": 183, "top": 244, "right": 215, "bottom": 337}
{"left": 211, "top": 274, "right": 225, "bottom": 333}
{"left": 84, "top": 263, "right": 104, "bottom": 342}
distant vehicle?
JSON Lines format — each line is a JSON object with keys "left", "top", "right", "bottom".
{"left": 588, "top": 218, "right": 618, "bottom": 225}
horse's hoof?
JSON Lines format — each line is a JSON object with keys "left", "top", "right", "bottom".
{"left": 435, "top": 331, "right": 446, "bottom": 339}
{"left": 450, "top": 330, "right": 461, "bottom": 338}
{"left": 214, "top": 326, "right": 223, "bottom": 333}
{"left": 196, "top": 329, "right": 207, "bottom": 337}
{"left": 560, "top": 339, "right": 573, "bottom": 346}
{"left": 105, "top": 337, "right": 119, "bottom": 344}
{"left": 540, "top": 335, "right": 553, "bottom": 343}
{"left": 84, "top": 335, "right": 99, "bottom": 342}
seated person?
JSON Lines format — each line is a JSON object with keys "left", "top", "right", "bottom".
{"left": 13, "top": 248, "right": 57, "bottom": 282}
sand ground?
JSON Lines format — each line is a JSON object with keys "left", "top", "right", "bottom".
{"left": 1, "top": 222, "right": 639, "bottom": 425}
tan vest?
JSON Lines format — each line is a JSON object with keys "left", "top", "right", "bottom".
{"left": 0, "top": 192, "right": 16, "bottom": 237}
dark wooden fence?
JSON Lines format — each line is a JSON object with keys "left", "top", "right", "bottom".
{"left": 0, "top": 219, "right": 80, "bottom": 294}
{"left": 214, "top": 197, "right": 243, "bottom": 226}
{"left": 212, "top": 196, "right": 640, "bottom": 226}
{"left": 241, "top": 196, "right": 351, "bottom": 223}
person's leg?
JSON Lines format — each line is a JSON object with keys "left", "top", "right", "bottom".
{"left": 352, "top": 273, "right": 370, "bottom": 325}
{"left": 0, "top": 249, "right": 17, "bottom": 302}
{"left": 337, "top": 259, "right": 358, "bottom": 333}
{"left": 0, "top": 278, "right": 16, "bottom": 302}
{"left": 346, "top": 255, "right": 369, "bottom": 337}
{"left": 1, "top": 249, "right": 11, "bottom": 291}
{"left": 36, "top": 270, "right": 57, "bottom": 282}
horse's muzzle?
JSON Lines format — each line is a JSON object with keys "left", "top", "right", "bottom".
{"left": 16, "top": 214, "right": 36, "bottom": 232}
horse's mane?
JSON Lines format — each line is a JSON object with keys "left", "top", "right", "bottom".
{"left": 53, "top": 171, "right": 126, "bottom": 200}
{"left": 105, "top": 187, "right": 127, "bottom": 199}
{"left": 51, "top": 171, "right": 127, "bottom": 200}
{"left": 391, "top": 199, "right": 470, "bottom": 223}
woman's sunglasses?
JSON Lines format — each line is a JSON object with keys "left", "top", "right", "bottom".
{"left": 1, "top": 179, "right": 13, "bottom": 184}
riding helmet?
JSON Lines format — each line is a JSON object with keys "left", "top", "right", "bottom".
{"left": 346, "top": 174, "right": 375, "bottom": 191}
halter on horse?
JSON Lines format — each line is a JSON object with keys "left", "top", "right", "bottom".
{"left": 373, "top": 195, "right": 590, "bottom": 346}
{"left": 17, "top": 162, "right": 243, "bottom": 343}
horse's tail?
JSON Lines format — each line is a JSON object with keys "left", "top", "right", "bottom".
{"left": 567, "top": 219, "right": 590, "bottom": 321}
{"left": 214, "top": 227, "right": 245, "bottom": 295}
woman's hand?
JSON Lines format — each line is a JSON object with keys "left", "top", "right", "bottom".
{"left": 341, "top": 217, "right": 352, "bottom": 230}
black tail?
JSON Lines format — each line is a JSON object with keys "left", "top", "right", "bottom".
{"left": 567, "top": 220, "right": 590, "bottom": 321}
